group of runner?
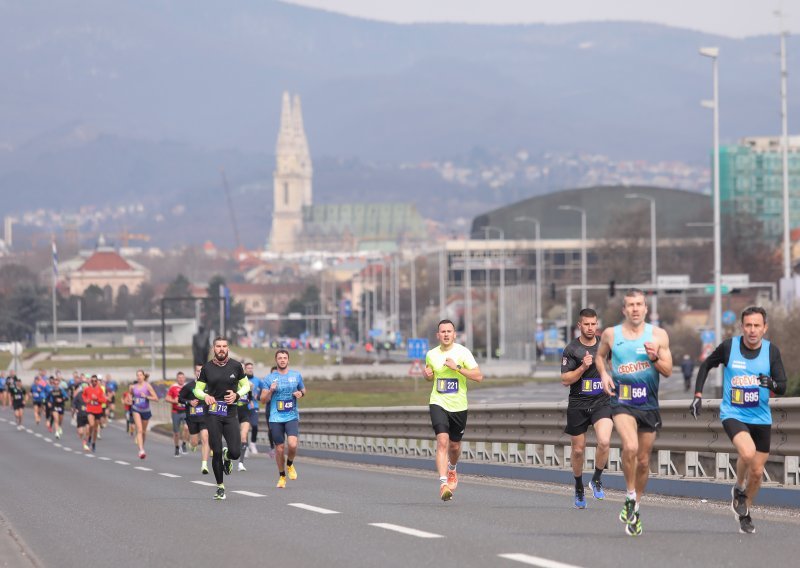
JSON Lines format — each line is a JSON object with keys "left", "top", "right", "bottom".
{"left": 424, "top": 290, "right": 786, "bottom": 537}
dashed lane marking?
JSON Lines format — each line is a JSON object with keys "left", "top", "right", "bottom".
{"left": 115, "top": 460, "right": 130, "bottom": 465}
{"left": 191, "top": 480, "right": 217, "bottom": 487}
{"left": 232, "top": 490, "right": 266, "bottom": 498}
{"left": 44, "top": 437, "right": 52, "bottom": 442}
{"left": 134, "top": 466, "right": 152, "bottom": 471}
{"left": 159, "top": 473, "right": 181, "bottom": 478}
{"left": 368, "top": 523, "right": 444, "bottom": 539}
{"left": 288, "top": 503, "right": 339, "bottom": 515}
{"left": 34, "top": 433, "right": 42, "bottom": 438}
{"left": 498, "top": 553, "right": 585, "bottom": 568}
{"left": 53, "top": 443, "right": 62, "bottom": 448}
{"left": 98, "top": 457, "right": 111, "bottom": 461}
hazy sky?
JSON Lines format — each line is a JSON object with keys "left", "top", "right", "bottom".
{"left": 286, "top": 0, "right": 797, "bottom": 38}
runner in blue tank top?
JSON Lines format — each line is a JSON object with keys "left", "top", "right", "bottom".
{"left": 689, "top": 306, "right": 787, "bottom": 535}
{"left": 596, "top": 288, "right": 672, "bottom": 537}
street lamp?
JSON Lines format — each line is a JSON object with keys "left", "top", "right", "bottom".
{"left": 483, "top": 226, "right": 505, "bottom": 360}
{"left": 625, "top": 193, "right": 658, "bottom": 321}
{"left": 513, "top": 216, "right": 544, "bottom": 329}
{"left": 700, "top": 45, "right": 723, "bottom": 394}
{"left": 777, "top": 12, "right": 792, "bottom": 300}
{"left": 558, "top": 205, "right": 587, "bottom": 309}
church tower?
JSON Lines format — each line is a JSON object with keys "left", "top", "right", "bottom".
{"left": 269, "top": 91, "right": 312, "bottom": 252}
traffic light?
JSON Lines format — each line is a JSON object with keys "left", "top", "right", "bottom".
{"left": 550, "top": 282, "right": 556, "bottom": 300}
{"left": 609, "top": 280, "right": 616, "bottom": 298}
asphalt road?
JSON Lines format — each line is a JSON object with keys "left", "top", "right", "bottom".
{"left": 2, "top": 407, "right": 799, "bottom": 568}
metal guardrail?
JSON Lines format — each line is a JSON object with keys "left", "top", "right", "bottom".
{"left": 297, "top": 398, "right": 800, "bottom": 487}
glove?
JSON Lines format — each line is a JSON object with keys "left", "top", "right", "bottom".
{"left": 758, "top": 374, "right": 777, "bottom": 392}
{"left": 689, "top": 396, "right": 702, "bottom": 419}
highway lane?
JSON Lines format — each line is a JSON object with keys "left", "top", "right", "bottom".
{"left": 2, "top": 409, "right": 800, "bottom": 568}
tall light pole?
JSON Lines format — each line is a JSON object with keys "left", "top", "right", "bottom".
{"left": 464, "top": 239, "right": 473, "bottom": 351}
{"left": 777, "top": 12, "right": 793, "bottom": 300}
{"left": 482, "top": 226, "right": 506, "bottom": 359}
{"left": 559, "top": 205, "right": 587, "bottom": 309}
{"left": 701, "top": 46, "right": 723, "bottom": 394}
{"left": 625, "top": 193, "right": 658, "bottom": 321}
{"left": 514, "top": 215, "right": 543, "bottom": 328}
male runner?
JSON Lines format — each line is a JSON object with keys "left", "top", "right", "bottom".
{"left": 180, "top": 364, "right": 210, "bottom": 474}
{"left": 561, "top": 308, "right": 613, "bottom": 508}
{"left": 247, "top": 366, "right": 263, "bottom": 455}
{"left": 82, "top": 375, "right": 107, "bottom": 452}
{"left": 166, "top": 371, "right": 189, "bottom": 457}
{"left": 689, "top": 306, "right": 786, "bottom": 534}
{"left": 9, "top": 377, "right": 28, "bottom": 429}
{"left": 45, "top": 377, "right": 69, "bottom": 439}
{"left": 236, "top": 362, "right": 256, "bottom": 471}
{"left": 0, "top": 371, "right": 7, "bottom": 408}
{"left": 31, "top": 372, "right": 47, "bottom": 425}
{"left": 194, "top": 337, "right": 249, "bottom": 500}
{"left": 73, "top": 384, "right": 90, "bottom": 449}
{"left": 105, "top": 374, "right": 118, "bottom": 420}
{"left": 423, "top": 319, "right": 483, "bottom": 502}
{"left": 597, "top": 288, "right": 672, "bottom": 537}
{"left": 261, "top": 351, "right": 306, "bottom": 488}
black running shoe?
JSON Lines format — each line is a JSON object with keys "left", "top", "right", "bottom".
{"left": 625, "top": 512, "right": 643, "bottom": 537}
{"left": 174, "top": 447, "right": 180, "bottom": 457}
{"left": 213, "top": 487, "right": 226, "bottom": 500}
{"left": 738, "top": 513, "right": 755, "bottom": 534}
{"left": 619, "top": 497, "right": 636, "bottom": 524}
{"left": 223, "top": 448, "right": 233, "bottom": 475}
{"left": 91, "top": 442, "right": 96, "bottom": 452}
{"left": 731, "top": 486, "right": 748, "bottom": 517}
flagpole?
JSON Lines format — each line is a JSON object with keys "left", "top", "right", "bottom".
{"left": 52, "top": 239, "right": 58, "bottom": 346}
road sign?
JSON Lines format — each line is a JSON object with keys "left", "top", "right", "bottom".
{"left": 408, "top": 359, "right": 425, "bottom": 376}
{"left": 722, "top": 274, "right": 750, "bottom": 288}
{"left": 369, "top": 328, "right": 383, "bottom": 338}
{"left": 722, "top": 310, "right": 736, "bottom": 325}
{"left": 704, "top": 285, "right": 730, "bottom": 295}
{"left": 657, "top": 274, "right": 690, "bottom": 288}
{"left": 700, "top": 329, "right": 715, "bottom": 344}
{"left": 407, "top": 338, "right": 429, "bottom": 360}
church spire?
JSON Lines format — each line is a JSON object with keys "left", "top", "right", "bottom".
{"left": 276, "top": 91, "right": 294, "bottom": 158}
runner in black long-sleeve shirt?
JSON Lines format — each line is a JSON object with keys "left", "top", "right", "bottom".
{"left": 179, "top": 364, "right": 211, "bottom": 474}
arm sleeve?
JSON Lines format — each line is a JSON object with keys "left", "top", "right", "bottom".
{"left": 193, "top": 381, "right": 207, "bottom": 400}
{"left": 694, "top": 340, "right": 730, "bottom": 395}
{"left": 236, "top": 377, "right": 250, "bottom": 398}
{"left": 769, "top": 344, "right": 788, "bottom": 396}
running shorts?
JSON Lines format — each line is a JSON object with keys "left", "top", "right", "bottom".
{"left": 429, "top": 404, "right": 468, "bottom": 442}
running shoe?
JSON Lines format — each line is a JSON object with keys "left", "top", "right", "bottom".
{"left": 138, "top": 450, "right": 146, "bottom": 460}
{"left": 277, "top": 476, "right": 286, "bottom": 489}
{"left": 248, "top": 441, "right": 258, "bottom": 454}
{"left": 619, "top": 497, "right": 636, "bottom": 524}
{"left": 287, "top": 464, "right": 298, "bottom": 480}
{"left": 447, "top": 469, "right": 458, "bottom": 491}
{"left": 201, "top": 464, "right": 209, "bottom": 475}
{"left": 47, "top": 424, "right": 53, "bottom": 433}
{"left": 589, "top": 479, "right": 605, "bottom": 500}
{"left": 91, "top": 442, "right": 96, "bottom": 452}
{"left": 223, "top": 448, "right": 233, "bottom": 475}
{"left": 574, "top": 487, "right": 586, "bottom": 509}
{"left": 174, "top": 447, "right": 180, "bottom": 457}
{"left": 238, "top": 462, "right": 246, "bottom": 472}
{"left": 214, "top": 487, "right": 226, "bottom": 500}
{"left": 181, "top": 442, "right": 187, "bottom": 454}
{"left": 440, "top": 483, "right": 453, "bottom": 502}
{"left": 738, "top": 513, "right": 756, "bottom": 534}
{"left": 83, "top": 442, "right": 90, "bottom": 451}
{"left": 268, "top": 448, "right": 276, "bottom": 459}
{"left": 625, "top": 512, "right": 643, "bottom": 537}
{"left": 191, "top": 445, "right": 198, "bottom": 453}
{"left": 731, "top": 486, "right": 749, "bottom": 517}
{"left": 97, "top": 431, "right": 102, "bottom": 440}
{"left": 56, "top": 427, "right": 63, "bottom": 438}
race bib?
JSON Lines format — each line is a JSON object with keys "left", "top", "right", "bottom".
{"left": 276, "top": 399, "right": 295, "bottom": 413}
{"left": 731, "top": 387, "right": 760, "bottom": 408}
{"left": 618, "top": 383, "right": 648, "bottom": 406}
{"left": 580, "top": 378, "right": 603, "bottom": 395}
{"left": 190, "top": 405, "right": 205, "bottom": 416}
{"left": 436, "top": 379, "right": 459, "bottom": 394}
{"left": 208, "top": 401, "right": 228, "bottom": 416}
{"left": 133, "top": 396, "right": 147, "bottom": 409}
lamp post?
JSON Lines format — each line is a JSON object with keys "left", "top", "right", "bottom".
{"left": 777, "top": 13, "right": 793, "bottom": 300}
{"left": 558, "top": 205, "right": 587, "bottom": 309}
{"left": 514, "top": 215, "right": 544, "bottom": 327}
{"left": 625, "top": 193, "right": 658, "bottom": 321}
{"left": 701, "top": 46, "right": 723, "bottom": 394}
{"left": 482, "top": 226, "right": 505, "bottom": 360}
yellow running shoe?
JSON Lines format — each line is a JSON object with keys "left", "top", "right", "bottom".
{"left": 440, "top": 483, "right": 453, "bottom": 502}
{"left": 447, "top": 469, "right": 458, "bottom": 491}
{"left": 287, "top": 464, "right": 298, "bottom": 480}
{"left": 277, "top": 476, "right": 286, "bottom": 488}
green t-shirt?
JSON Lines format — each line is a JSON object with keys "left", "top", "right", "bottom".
{"left": 426, "top": 343, "right": 478, "bottom": 412}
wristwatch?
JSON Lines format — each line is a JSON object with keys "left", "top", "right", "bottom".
{"left": 456, "top": 364, "right": 462, "bottom": 370}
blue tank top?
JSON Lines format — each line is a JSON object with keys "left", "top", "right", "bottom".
{"left": 610, "top": 323, "right": 660, "bottom": 410}
{"left": 721, "top": 337, "right": 772, "bottom": 425}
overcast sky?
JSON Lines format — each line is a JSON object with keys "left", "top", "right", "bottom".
{"left": 286, "top": 0, "right": 797, "bottom": 38}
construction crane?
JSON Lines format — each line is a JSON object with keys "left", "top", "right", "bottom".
{"left": 116, "top": 229, "right": 151, "bottom": 247}
{"left": 220, "top": 168, "right": 242, "bottom": 249}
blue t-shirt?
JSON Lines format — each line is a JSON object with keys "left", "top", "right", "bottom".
{"left": 267, "top": 370, "right": 304, "bottom": 423}
{"left": 32, "top": 381, "right": 47, "bottom": 402}
{"left": 0, "top": 376, "right": 6, "bottom": 389}
{"left": 248, "top": 377, "right": 263, "bottom": 411}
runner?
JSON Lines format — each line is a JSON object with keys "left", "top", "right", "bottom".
{"left": 131, "top": 370, "right": 159, "bottom": 459}
{"left": 689, "top": 306, "right": 787, "bottom": 534}
{"left": 45, "top": 376, "right": 69, "bottom": 439}
{"left": 261, "top": 351, "right": 306, "bottom": 488}
{"left": 597, "top": 288, "right": 672, "bottom": 537}
{"left": 82, "top": 375, "right": 107, "bottom": 452}
{"left": 194, "top": 337, "right": 249, "bottom": 500}
{"left": 236, "top": 362, "right": 256, "bottom": 471}
{"left": 0, "top": 371, "right": 7, "bottom": 409}
{"left": 247, "top": 366, "right": 264, "bottom": 455}
{"left": 105, "top": 374, "right": 118, "bottom": 420}
{"left": 31, "top": 372, "right": 47, "bottom": 425}
{"left": 560, "top": 308, "right": 613, "bottom": 508}
{"left": 73, "top": 384, "right": 90, "bottom": 450}
{"left": 166, "top": 371, "right": 189, "bottom": 457}
{"left": 9, "top": 376, "right": 29, "bottom": 430}
{"left": 122, "top": 387, "right": 135, "bottom": 436}
{"left": 422, "top": 319, "right": 483, "bottom": 502}
{"left": 179, "top": 364, "right": 211, "bottom": 474}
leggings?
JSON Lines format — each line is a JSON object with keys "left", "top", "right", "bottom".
{"left": 250, "top": 424, "right": 258, "bottom": 443}
{"left": 206, "top": 413, "right": 241, "bottom": 484}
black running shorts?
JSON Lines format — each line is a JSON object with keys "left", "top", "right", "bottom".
{"left": 564, "top": 403, "right": 613, "bottom": 436}
{"left": 610, "top": 405, "right": 662, "bottom": 433}
{"left": 722, "top": 418, "right": 771, "bottom": 453}
{"left": 429, "top": 404, "right": 468, "bottom": 442}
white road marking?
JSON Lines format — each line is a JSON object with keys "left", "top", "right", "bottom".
{"left": 0, "top": 418, "right": 6, "bottom": 422}
{"left": 63, "top": 447, "right": 71, "bottom": 452}
{"left": 288, "top": 503, "right": 339, "bottom": 515}
{"left": 98, "top": 457, "right": 111, "bottom": 461}
{"left": 34, "top": 433, "right": 42, "bottom": 438}
{"left": 25, "top": 428, "right": 33, "bottom": 433}
{"left": 498, "top": 553, "right": 585, "bottom": 568}
{"left": 44, "top": 437, "right": 52, "bottom": 442}
{"left": 191, "top": 480, "right": 217, "bottom": 487}
{"left": 159, "top": 473, "right": 181, "bottom": 478}
{"left": 134, "top": 466, "right": 152, "bottom": 471}
{"left": 85, "top": 453, "right": 94, "bottom": 457}
{"left": 232, "top": 490, "right": 266, "bottom": 498}
{"left": 115, "top": 460, "right": 130, "bottom": 465}
{"left": 368, "top": 523, "right": 444, "bottom": 539}
{"left": 53, "top": 443, "right": 62, "bottom": 448}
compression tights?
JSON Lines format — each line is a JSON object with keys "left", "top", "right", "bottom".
{"left": 206, "top": 413, "right": 242, "bottom": 484}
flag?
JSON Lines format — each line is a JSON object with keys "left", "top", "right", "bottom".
{"left": 52, "top": 240, "right": 58, "bottom": 281}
